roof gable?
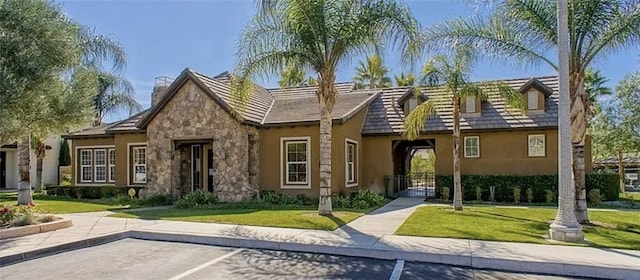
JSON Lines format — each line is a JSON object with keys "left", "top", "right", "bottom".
{"left": 518, "top": 78, "right": 553, "bottom": 97}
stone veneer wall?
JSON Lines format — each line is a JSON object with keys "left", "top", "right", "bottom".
{"left": 145, "top": 80, "right": 259, "bottom": 202}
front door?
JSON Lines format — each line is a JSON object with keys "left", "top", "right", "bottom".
{"left": 0, "top": 151, "right": 6, "bottom": 189}
{"left": 207, "top": 149, "right": 214, "bottom": 192}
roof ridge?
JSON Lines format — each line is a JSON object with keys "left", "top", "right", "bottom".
{"left": 268, "top": 81, "right": 355, "bottom": 91}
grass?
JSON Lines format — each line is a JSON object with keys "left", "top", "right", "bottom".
{"left": 109, "top": 208, "right": 365, "bottom": 230}
{"left": 620, "top": 192, "right": 640, "bottom": 202}
{"left": 0, "top": 191, "right": 132, "bottom": 214}
{"left": 396, "top": 206, "right": 640, "bottom": 250}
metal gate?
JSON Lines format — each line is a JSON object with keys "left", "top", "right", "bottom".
{"left": 392, "top": 173, "right": 435, "bottom": 198}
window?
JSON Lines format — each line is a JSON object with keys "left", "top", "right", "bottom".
{"left": 80, "top": 150, "right": 92, "bottom": 182}
{"left": 108, "top": 149, "right": 115, "bottom": 182}
{"left": 528, "top": 134, "right": 545, "bottom": 157}
{"left": 94, "top": 149, "right": 106, "bottom": 182}
{"left": 281, "top": 137, "right": 310, "bottom": 188}
{"left": 132, "top": 147, "right": 146, "bottom": 184}
{"left": 465, "top": 96, "right": 476, "bottom": 113}
{"left": 192, "top": 145, "right": 201, "bottom": 191}
{"left": 528, "top": 91, "right": 539, "bottom": 110}
{"left": 346, "top": 139, "right": 358, "bottom": 186}
{"left": 408, "top": 98, "right": 418, "bottom": 112}
{"left": 464, "top": 136, "right": 480, "bottom": 158}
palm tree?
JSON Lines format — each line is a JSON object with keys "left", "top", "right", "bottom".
{"left": 353, "top": 54, "right": 392, "bottom": 89}
{"left": 233, "top": 0, "right": 420, "bottom": 215}
{"left": 394, "top": 72, "right": 415, "bottom": 86}
{"left": 91, "top": 68, "right": 141, "bottom": 126}
{"left": 584, "top": 69, "right": 612, "bottom": 120}
{"left": 423, "top": 0, "right": 640, "bottom": 223}
{"left": 278, "top": 63, "right": 317, "bottom": 88}
{"left": 404, "top": 44, "right": 520, "bottom": 211}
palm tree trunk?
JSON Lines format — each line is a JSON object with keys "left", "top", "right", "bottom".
{"left": 618, "top": 151, "right": 625, "bottom": 193}
{"left": 17, "top": 139, "right": 33, "bottom": 205}
{"left": 452, "top": 97, "right": 463, "bottom": 211}
{"left": 317, "top": 80, "right": 333, "bottom": 216}
{"left": 569, "top": 71, "right": 589, "bottom": 224}
{"left": 34, "top": 140, "right": 46, "bottom": 192}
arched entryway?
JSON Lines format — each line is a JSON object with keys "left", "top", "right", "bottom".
{"left": 391, "top": 139, "right": 436, "bottom": 198}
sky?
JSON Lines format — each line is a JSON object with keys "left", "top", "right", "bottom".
{"left": 59, "top": 0, "right": 640, "bottom": 122}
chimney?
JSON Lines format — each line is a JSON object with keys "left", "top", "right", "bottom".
{"left": 152, "top": 76, "right": 174, "bottom": 107}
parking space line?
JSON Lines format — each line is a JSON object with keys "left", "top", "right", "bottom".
{"left": 389, "top": 259, "right": 405, "bottom": 280}
{"left": 167, "top": 248, "right": 243, "bottom": 280}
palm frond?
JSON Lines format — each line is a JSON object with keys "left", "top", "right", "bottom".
{"left": 78, "top": 26, "right": 127, "bottom": 71}
{"left": 404, "top": 99, "right": 436, "bottom": 141}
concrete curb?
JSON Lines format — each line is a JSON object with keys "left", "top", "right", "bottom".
{"left": 0, "top": 218, "right": 73, "bottom": 240}
{"left": 2, "top": 229, "right": 639, "bottom": 279}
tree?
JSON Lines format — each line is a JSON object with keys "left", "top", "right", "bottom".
{"left": 394, "top": 72, "right": 415, "bottom": 87}
{"left": 91, "top": 69, "right": 141, "bottom": 126}
{"left": 59, "top": 139, "right": 71, "bottom": 167}
{"left": 584, "top": 69, "right": 612, "bottom": 120}
{"left": 423, "top": 0, "right": 640, "bottom": 223}
{"left": 278, "top": 63, "right": 317, "bottom": 88}
{"left": 353, "top": 54, "right": 392, "bottom": 89}
{"left": 591, "top": 73, "right": 640, "bottom": 192}
{"left": 233, "top": 0, "right": 420, "bottom": 215}
{"left": 403, "top": 44, "right": 521, "bottom": 211}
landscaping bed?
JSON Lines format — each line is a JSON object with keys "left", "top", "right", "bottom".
{"left": 396, "top": 206, "right": 640, "bottom": 250}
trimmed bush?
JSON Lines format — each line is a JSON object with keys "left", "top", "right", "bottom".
{"left": 475, "top": 186, "right": 482, "bottom": 201}
{"left": 526, "top": 187, "right": 534, "bottom": 204}
{"left": 435, "top": 174, "right": 620, "bottom": 203}
{"left": 513, "top": 187, "right": 521, "bottom": 204}
{"left": 589, "top": 189, "right": 602, "bottom": 206}
{"left": 175, "top": 190, "right": 217, "bottom": 208}
{"left": 46, "top": 185, "right": 145, "bottom": 200}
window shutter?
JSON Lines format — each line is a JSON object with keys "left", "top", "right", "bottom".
{"left": 466, "top": 96, "right": 475, "bottom": 113}
{"left": 528, "top": 91, "right": 538, "bottom": 110}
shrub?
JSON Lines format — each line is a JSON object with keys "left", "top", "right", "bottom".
{"left": 12, "top": 212, "right": 37, "bottom": 227}
{"left": 296, "top": 194, "right": 313, "bottom": 206}
{"left": 513, "top": 187, "right": 521, "bottom": 204}
{"left": 442, "top": 187, "right": 450, "bottom": 201}
{"left": 175, "top": 190, "right": 218, "bottom": 208}
{"left": 352, "top": 200, "right": 370, "bottom": 209}
{"left": 39, "top": 215, "right": 58, "bottom": 223}
{"left": 351, "top": 190, "right": 386, "bottom": 208}
{"left": 46, "top": 186, "right": 145, "bottom": 200}
{"left": 475, "top": 186, "right": 482, "bottom": 201}
{"left": 586, "top": 174, "right": 619, "bottom": 202}
{"left": 526, "top": 187, "right": 534, "bottom": 204}
{"left": 546, "top": 190, "right": 556, "bottom": 204}
{"left": 1, "top": 205, "right": 16, "bottom": 225}
{"left": 331, "top": 196, "right": 351, "bottom": 208}
{"left": 589, "top": 189, "right": 602, "bottom": 207}
{"left": 260, "top": 192, "right": 301, "bottom": 205}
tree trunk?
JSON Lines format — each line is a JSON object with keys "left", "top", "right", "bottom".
{"left": 17, "top": 139, "right": 33, "bottom": 205}
{"left": 317, "top": 74, "right": 334, "bottom": 216}
{"left": 569, "top": 71, "right": 589, "bottom": 224}
{"left": 34, "top": 140, "right": 46, "bottom": 192}
{"left": 452, "top": 97, "right": 463, "bottom": 211}
{"left": 618, "top": 151, "right": 625, "bottom": 193}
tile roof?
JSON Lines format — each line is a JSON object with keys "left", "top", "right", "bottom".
{"left": 64, "top": 124, "right": 113, "bottom": 138}
{"left": 361, "top": 76, "right": 559, "bottom": 135}
{"left": 263, "top": 89, "right": 380, "bottom": 125}
{"left": 105, "top": 109, "right": 150, "bottom": 133}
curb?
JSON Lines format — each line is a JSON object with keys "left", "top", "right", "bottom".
{"left": 0, "top": 218, "right": 73, "bottom": 240}
{"left": 2, "top": 230, "right": 639, "bottom": 279}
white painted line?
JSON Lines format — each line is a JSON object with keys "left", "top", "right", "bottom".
{"left": 168, "top": 248, "right": 243, "bottom": 280}
{"left": 389, "top": 259, "right": 405, "bottom": 280}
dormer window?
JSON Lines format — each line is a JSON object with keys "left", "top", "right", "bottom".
{"left": 465, "top": 96, "right": 476, "bottom": 113}
{"left": 397, "top": 88, "right": 423, "bottom": 114}
{"left": 518, "top": 78, "right": 553, "bottom": 113}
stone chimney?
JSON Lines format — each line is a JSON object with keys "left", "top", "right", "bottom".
{"left": 152, "top": 76, "right": 174, "bottom": 107}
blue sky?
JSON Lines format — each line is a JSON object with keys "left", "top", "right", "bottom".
{"left": 60, "top": 0, "right": 639, "bottom": 122}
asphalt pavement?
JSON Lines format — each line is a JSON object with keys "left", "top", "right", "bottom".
{"left": 0, "top": 239, "right": 585, "bottom": 280}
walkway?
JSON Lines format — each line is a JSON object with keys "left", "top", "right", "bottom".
{"left": 1, "top": 199, "right": 639, "bottom": 279}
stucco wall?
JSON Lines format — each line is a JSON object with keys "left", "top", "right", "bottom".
{"left": 114, "top": 133, "right": 147, "bottom": 186}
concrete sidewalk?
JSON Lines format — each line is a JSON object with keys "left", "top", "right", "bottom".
{"left": 1, "top": 198, "right": 639, "bottom": 279}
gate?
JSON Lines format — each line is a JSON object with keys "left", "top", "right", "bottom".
{"left": 392, "top": 173, "right": 435, "bottom": 198}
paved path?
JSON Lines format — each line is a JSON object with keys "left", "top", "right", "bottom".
{"left": 1, "top": 198, "right": 640, "bottom": 279}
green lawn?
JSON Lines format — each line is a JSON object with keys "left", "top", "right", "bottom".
{"left": 396, "top": 206, "right": 640, "bottom": 250}
{"left": 0, "top": 192, "right": 131, "bottom": 214}
{"left": 110, "top": 208, "right": 364, "bottom": 230}
{"left": 621, "top": 192, "right": 640, "bottom": 202}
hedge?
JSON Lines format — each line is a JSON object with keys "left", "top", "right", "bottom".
{"left": 45, "top": 185, "right": 146, "bottom": 199}
{"left": 434, "top": 174, "right": 619, "bottom": 203}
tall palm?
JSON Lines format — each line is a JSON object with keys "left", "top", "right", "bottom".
{"left": 584, "top": 69, "right": 612, "bottom": 119}
{"left": 394, "top": 72, "right": 415, "bottom": 86}
{"left": 91, "top": 69, "right": 141, "bottom": 126}
{"left": 404, "top": 44, "right": 519, "bottom": 211}
{"left": 423, "top": 0, "right": 640, "bottom": 223}
{"left": 233, "top": 0, "right": 420, "bottom": 215}
{"left": 353, "top": 54, "right": 392, "bottom": 89}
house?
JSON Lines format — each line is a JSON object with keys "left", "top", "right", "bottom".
{"left": 63, "top": 68, "right": 591, "bottom": 201}
{"left": 1, "top": 136, "right": 62, "bottom": 190}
